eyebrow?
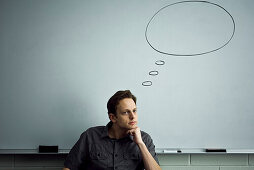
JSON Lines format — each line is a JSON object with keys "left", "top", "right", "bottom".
{"left": 121, "top": 108, "right": 137, "bottom": 111}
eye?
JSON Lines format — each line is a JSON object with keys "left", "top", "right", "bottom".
{"left": 122, "top": 111, "right": 129, "bottom": 115}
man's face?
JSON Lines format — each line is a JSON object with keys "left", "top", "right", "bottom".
{"left": 113, "top": 98, "right": 138, "bottom": 130}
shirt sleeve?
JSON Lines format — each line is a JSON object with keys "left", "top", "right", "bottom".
{"left": 142, "top": 132, "right": 160, "bottom": 165}
{"left": 64, "top": 132, "right": 88, "bottom": 170}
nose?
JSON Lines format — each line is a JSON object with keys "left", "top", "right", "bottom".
{"left": 129, "top": 111, "right": 135, "bottom": 120}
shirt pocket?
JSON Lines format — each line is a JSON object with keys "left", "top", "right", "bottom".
{"left": 89, "top": 144, "right": 109, "bottom": 168}
{"left": 90, "top": 151, "right": 108, "bottom": 160}
{"left": 123, "top": 151, "right": 142, "bottom": 166}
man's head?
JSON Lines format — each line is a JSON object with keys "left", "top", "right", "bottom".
{"left": 107, "top": 90, "right": 138, "bottom": 130}
{"left": 107, "top": 90, "right": 136, "bottom": 116}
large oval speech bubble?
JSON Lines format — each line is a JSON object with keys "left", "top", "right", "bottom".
{"left": 145, "top": 1, "right": 235, "bottom": 56}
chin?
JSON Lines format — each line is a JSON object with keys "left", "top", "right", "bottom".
{"left": 128, "top": 124, "right": 137, "bottom": 129}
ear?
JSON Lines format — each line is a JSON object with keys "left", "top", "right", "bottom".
{"left": 109, "top": 113, "right": 117, "bottom": 123}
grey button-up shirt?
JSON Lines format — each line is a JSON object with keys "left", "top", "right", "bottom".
{"left": 64, "top": 122, "right": 159, "bottom": 170}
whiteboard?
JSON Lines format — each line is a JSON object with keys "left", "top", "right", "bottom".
{"left": 0, "top": 0, "right": 254, "bottom": 151}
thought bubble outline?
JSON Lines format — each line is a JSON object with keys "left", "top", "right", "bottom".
{"left": 142, "top": 81, "right": 153, "bottom": 86}
{"left": 145, "top": 0, "right": 236, "bottom": 56}
{"left": 155, "top": 60, "right": 165, "bottom": 65}
{"left": 149, "top": 71, "right": 159, "bottom": 76}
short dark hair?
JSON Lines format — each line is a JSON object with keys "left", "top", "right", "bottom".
{"left": 107, "top": 90, "right": 137, "bottom": 115}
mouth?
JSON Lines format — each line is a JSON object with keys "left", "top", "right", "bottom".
{"left": 128, "top": 121, "right": 137, "bottom": 126}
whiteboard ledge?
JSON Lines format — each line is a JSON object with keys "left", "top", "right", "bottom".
{"left": 1, "top": 149, "right": 254, "bottom": 154}
{"left": 156, "top": 148, "right": 254, "bottom": 154}
{"left": 0, "top": 149, "right": 70, "bottom": 154}
{"left": 226, "top": 149, "right": 254, "bottom": 154}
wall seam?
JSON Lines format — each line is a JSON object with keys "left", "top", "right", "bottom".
{"left": 248, "top": 154, "right": 250, "bottom": 165}
{"left": 13, "top": 154, "right": 15, "bottom": 168}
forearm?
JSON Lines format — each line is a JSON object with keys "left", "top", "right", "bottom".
{"left": 138, "top": 142, "right": 161, "bottom": 170}
{"left": 63, "top": 168, "right": 70, "bottom": 170}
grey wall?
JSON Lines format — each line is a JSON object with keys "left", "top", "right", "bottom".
{"left": 0, "top": 154, "right": 254, "bottom": 170}
{"left": 0, "top": 0, "right": 254, "bottom": 151}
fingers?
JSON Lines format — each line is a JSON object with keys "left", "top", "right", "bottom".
{"left": 128, "top": 127, "right": 140, "bottom": 136}
{"left": 128, "top": 127, "right": 144, "bottom": 144}
{"left": 127, "top": 129, "right": 135, "bottom": 136}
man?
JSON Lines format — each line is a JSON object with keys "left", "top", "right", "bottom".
{"left": 63, "top": 90, "right": 161, "bottom": 170}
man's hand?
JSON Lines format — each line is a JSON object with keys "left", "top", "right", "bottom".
{"left": 128, "top": 127, "right": 161, "bottom": 170}
{"left": 127, "top": 127, "right": 144, "bottom": 145}
{"left": 63, "top": 168, "right": 70, "bottom": 170}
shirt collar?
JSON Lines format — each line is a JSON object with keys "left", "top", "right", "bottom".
{"left": 101, "top": 121, "right": 112, "bottom": 139}
{"left": 101, "top": 121, "right": 133, "bottom": 141}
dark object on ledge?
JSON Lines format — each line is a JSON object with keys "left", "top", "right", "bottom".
{"left": 39, "top": 145, "right": 58, "bottom": 153}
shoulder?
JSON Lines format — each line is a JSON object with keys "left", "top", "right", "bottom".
{"left": 140, "top": 130, "right": 153, "bottom": 142}
{"left": 141, "top": 130, "right": 151, "bottom": 137}
{"left": 80, "top": 126, "right": 105, "bottom": 138}
{"left": 140, "top": 130, "right": 157, "bottom": 152}
{"left": 86, "top": 126, "right": 105, "bottom": 133}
